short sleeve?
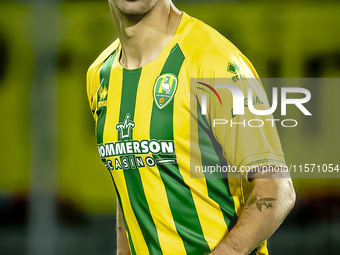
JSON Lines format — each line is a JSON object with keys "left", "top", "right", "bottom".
{"left": 86, "top": 64, "right": 101, "bottom": 121}
{"left": 86, "top": 39, "right": 120, "bottom": 122}
{"left": 201, "top": 53, "right": 286, "bottom": 180}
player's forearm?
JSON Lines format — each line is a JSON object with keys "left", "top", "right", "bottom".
{"left": 211, "top": 172, "right": 296, "bottom": 255}
{"left": 116, "top": 200, "right": 131, "bottom": 255}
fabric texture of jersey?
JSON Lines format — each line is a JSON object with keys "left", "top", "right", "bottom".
{"left": 87, "top": 12, "right": 285, "bottom": 255}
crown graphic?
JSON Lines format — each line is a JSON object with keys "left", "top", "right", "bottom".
{"left": 116, "top": 113, "right": 135, "bottom": 140}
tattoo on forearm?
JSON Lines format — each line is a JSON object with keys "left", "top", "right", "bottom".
{"left": 118, "top": 226, "right": 123, "bottom": 232}
{"left": 247, "top": 196, "right": 276, "bottom": 212}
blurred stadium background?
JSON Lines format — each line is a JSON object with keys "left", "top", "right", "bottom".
{"left": 0, "top": 0, "right": 339, "bottom": 254}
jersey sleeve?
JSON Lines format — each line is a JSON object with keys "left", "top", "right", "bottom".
{"left": 86, "top": 39, "right": 120, "bottom": 122}
{"left": 201, "top": 53, "right": 286, "bottom": 180}
{"left": 86, "top": 65, "right": 100, "bottom": 121}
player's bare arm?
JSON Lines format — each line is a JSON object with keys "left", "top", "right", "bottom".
{"left": 210, "top": 170, "right": 296, "bottom": 255}
{"left": 116, "top": 199, "right": 131, "bottom": 255}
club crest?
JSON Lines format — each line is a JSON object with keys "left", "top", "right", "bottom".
{"left": 153, "top": 73, "right": 178, "bottom": 109}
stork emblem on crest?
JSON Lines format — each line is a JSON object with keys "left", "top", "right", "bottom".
{"left": 153, "top": 73, "right": 178, "bottom": 109}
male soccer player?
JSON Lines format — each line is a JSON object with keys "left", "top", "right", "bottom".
{"left": 86, "top": 0, "right": 296, "bottom": 254}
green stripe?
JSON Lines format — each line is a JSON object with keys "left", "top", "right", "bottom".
{"left": 196, "top": 97, "right": 238, "bottom": 230}
{"left": 96, "top": 52, "right": 117, "bottom": 146}
{"left": 150, "top": 44, "right": 211, "bottom": 254}
{"left": 119, "top": 68, "right": 162, "bottom": 255}
{"left": 109, "top": 173, "right": 136, "bottom": 255}
{"left": 95, "top": 51, "right": 136, "bottom": 254}
{"left": 95, "top": 51, "right": 137, "bottom": 254}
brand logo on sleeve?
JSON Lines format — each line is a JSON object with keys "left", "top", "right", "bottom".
{"left": 227, "top": 62, "right": 241, "bottom": 74}
{"left": 227, "top": 62, "right": 246, "bottom": 82}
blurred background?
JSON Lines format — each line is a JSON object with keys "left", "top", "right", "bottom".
{"left": 0, "top": 0, "right": 339, "bottom": 254}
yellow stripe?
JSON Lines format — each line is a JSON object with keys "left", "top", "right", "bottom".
{"left": 104, "top": 64, "right": 149, "bottom": 254}
{"left": 227, "top": 177, "right": 243, "bottom": 215}
{"left": 133, "top": 65, "right": 187, "bottom": 255}
{"left": 115, "top": 172, "right": 150, "bottom": 254}
{"left": 173, "top": 68, "right": 228, "bottom": 250}
{"left": 92, "top": 69, "right": 100, "bottom": 122}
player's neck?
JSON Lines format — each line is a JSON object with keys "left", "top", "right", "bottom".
{"left": 112, "top": 1, "right": 182, "bottom": 69}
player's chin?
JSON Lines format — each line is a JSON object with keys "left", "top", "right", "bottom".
{"left": 115, "top": 0, "right": 157, "bottom": 16}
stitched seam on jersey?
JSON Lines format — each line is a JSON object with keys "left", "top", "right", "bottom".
{"left": 176, "top": 17, "right": 197, "bottom": 46}
{"left": 237, "top": 152, "right": 286, "bottom": 170}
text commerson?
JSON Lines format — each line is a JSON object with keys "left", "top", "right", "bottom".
{"left": 98, "top": 140, "right": 175, "bottom": 158}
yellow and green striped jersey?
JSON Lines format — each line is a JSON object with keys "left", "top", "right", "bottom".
{"left": 87, "top": 12, "right": 285, "bottom": 255}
